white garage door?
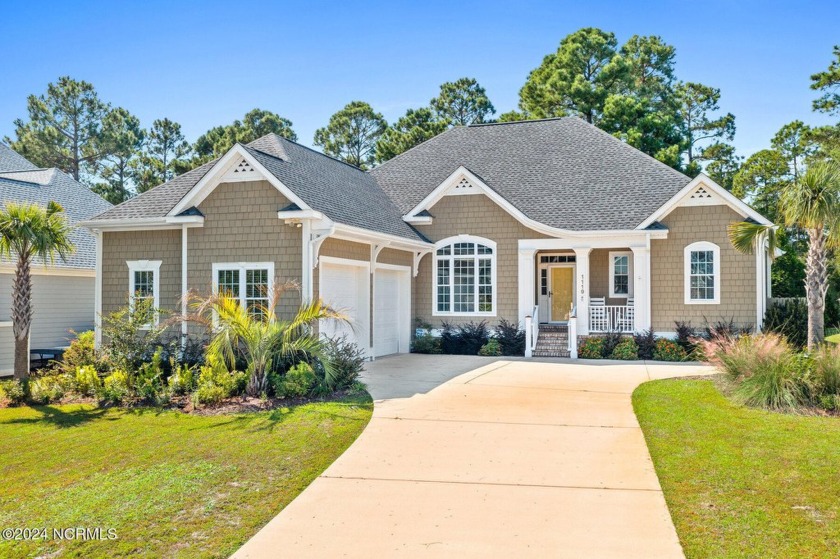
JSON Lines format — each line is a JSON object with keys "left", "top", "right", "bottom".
{"left": 319, "top": 260, "right": 369, "bottom": 354}
{"left": 374, "top": 269, "right": 401, "bottom": 356}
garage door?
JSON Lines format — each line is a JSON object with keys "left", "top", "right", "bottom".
{"left": 319, "top": 260, "right": 369, "bottom": 353}
{"left": 374, "top": 269, "right": 401, "bottom": 356}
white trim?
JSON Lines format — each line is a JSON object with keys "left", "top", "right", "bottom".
{"left": 631, "top": 245, "right": 651, "bottom": 331}
{"left": 278, "top": 209, "right": 324, "bottom": 222}
{"left": 432, "top": 235, "right": 498, "bottom": 317}
{"left": 404, "top": 215, "right": 433, "bottom": 225}
{"left": 211, "top": 262, "right": 276, "bottom": 314}
{"left": 573, "top": 248, "right": 592, "bottom": 335}
{"left": 608, "top": 251, "right": 634, "bottom": 299}
{"left": 403, "top": 166, "right": 673, "bottom": 239}
{"left": 638, "top": 173, "right": 773, "bottom": 229}
{"left": 181, "top": 225, "right": 188, "bottom": 345}
{"left": 0, "top": 265, "right": 95, "bottom": 278}
{"left": 318, "top": 255, "right": 370, "bottom": 269}
{"left": 331, "top": 223, "right": 433, "bottom": 251}
{"left": 684, "top": 241, "right": 721, "bottom": 305}
{"left": 169, "top": 144, "right": 310, "bottom": 217}
{"left": 127, "top": 260, "right": 162, "bottom": 328}
{"left": 518, "top": 236, "right": 662, "bottom": 251}
{"left": 0, "top": 321, "right": 12, "bottom": 328}
{"left": 79, "top": 216, "right": 204, "bottom": 231}
{"left": 94, "top": 231, "right": 102, "bottom": 348}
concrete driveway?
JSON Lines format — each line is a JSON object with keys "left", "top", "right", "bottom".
{"left": 233, "top": 356, "right": 714, "bottom": 558}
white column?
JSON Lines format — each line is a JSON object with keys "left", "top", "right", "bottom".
{"left": 94, "top": 229, "right": 103, "bottom": 349}
{"left": 631, "top": 245, "right": 650, "bottom": 332}
{"left": 181, "top": 225, "right": 189, "bottom": 348}
{"left": 517, "top": 247, "right": 537, "bottom": 327}
{"left": 573, "top": 248, "right": 591, "bottom": 335}
{"left": 756, "top": 233, "right": 766, "bottom": 331}
{"left": 301, "top": 220, "right": 313, "bottom": 301}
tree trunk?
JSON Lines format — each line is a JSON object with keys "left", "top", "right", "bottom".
{"left": 11, "top": 255, "right": 33, "bottom": 379}
{"left": 805, "top": 227, "right": 828, "bottom": 349}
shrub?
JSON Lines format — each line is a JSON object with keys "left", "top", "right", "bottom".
{"left": 102, "top": 370, "right": 131, "bottom": 403}
{"left": 134, "top": 347, "right": 166, "bottom": 402}
{"left": 59, "top": 330, "right": 104, "bottom": 373}
{"left": 479, "top": 339, "right": 502, "bottom": 356}
{"left": 674, "top": 321, "right": 697, "bottom": 353}
{"left": 819, "top": 394, "right": 840, "bottom": 411}
{"left": 0, "top": 379, "right": 26, "bottom": 405}
{"left": 601, "top": 330, "right": 623, "bottom": 358}
{"left": 652, "top": 339, "right": 687, "bottom": 362}
{"left": 28, "top": 375, "right": 68, "bottom": 404}
{"left": 578, "top": 337, "right": 605, "bottom": 359}
{"left": 633, "top": 330, "right": 656, "bottom": 360}
{"left": 704, "top": 318, "right": 751, "bottom": 341}
{"left": 495, "top": 319, "right": 526, "bottom": 356}
{"left": 275, "top": 362, "right": 317, "bottom": 398}
{"left": 610, "top": 338, "right": 639, "bottom": 360}
{"left": 100, "top": 299, "right": 168, "bottom": 371}
{"left": 763, "top": 299, "right": 808, "bottom": 349}
{"left": 812, "top": 343, "right": 840, "bottom": 396}
{"left": 192, "top": 357, "right": 245, "bottom": 406}
{"left": 412, "top": 332, "right": 442, "bottom": 354}
{"left": 440, "top": 321, "right": 490, "bottom": 355}
{"left": 74, "top": 365, "right": 102, "bottom": 396}
{"left": 323, "top": 336, "right": 366, "bottom": 390}
{"left": 167, "top": 363, "right": 196, "bottom": 395}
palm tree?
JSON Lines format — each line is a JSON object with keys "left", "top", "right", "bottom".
{"left": 187, "top": 280, "right": 347, "bottom": 396}
{"left": 729, "top": 161, "right": 840, "bottom": 349}
{"left": 0, "top": 201, "right": 74, "bottom": 379}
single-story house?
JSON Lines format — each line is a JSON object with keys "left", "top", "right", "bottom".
{"left": 0, "top": 143, "right": 112, "bottom": 373}
{"left": 82, "top": 117, "right": 773, "bottom": 358}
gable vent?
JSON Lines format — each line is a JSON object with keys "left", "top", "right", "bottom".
{"left": 455, "top": 177, "right": 473, "bottom": 190}
{"left": 232, "top": 159, "right": 255, "bottom": 175}
{"left": 690, "top": 185, "right": 713, "bottom": 199}
{"left": 222, "top": 158, "right": 261, "bottom": 182}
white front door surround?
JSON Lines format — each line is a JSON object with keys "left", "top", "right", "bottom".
{"left": 519, "top": 238, "right": 653, "bottom": 338}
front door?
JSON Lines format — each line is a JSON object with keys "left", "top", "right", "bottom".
{"left": 550, "top": 266, "right": 574, "bottom": 322}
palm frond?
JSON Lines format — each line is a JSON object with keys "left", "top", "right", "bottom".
{"left": 728, "top": 221, "right": 776, "bottom": 257}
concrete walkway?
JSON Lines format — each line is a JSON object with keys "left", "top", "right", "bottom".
{"left": 233, "top": 356, "right": 714, "bottom": 558}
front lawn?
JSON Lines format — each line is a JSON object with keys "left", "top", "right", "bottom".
{"left": 634, "top": 379, "right": 840, "bottom": 558}
{"left": 827, "top": 327, "right": 840, "bottom": 344}
{"left": 0, "top": 394, "right": 372, "bottom": 558}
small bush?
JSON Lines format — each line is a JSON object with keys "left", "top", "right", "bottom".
{"left": 819, "top": 394, "right": 840, "bottom": 411}
{"left": 812, "top": 344, "right": 840, "bottom": 396}
{"left": 579, "top": 337, "right": 605, "bottom": 359}
{"left": 74, "top": 365, "right": 103, "bottom": 396}
{"left": 601, "top": 330, "right": 623, "bottom": 358}
{"left": 479, "top": 339, "right": 502, "bottom": 356}
{"left": 704, "top": 318, "right": 751, "bottom": 341}
{"left": 763, "top": 300, "right": 808, "bottom": 349}
{"left": 411, "top": 332, "right": 442, "bottom": 354}
{"left": 633, "top": 330, "right": 656, "bottom": 360}
{"left": 0, "top": 379, "right": 26, "bottom": 405}
{"left": 167, "top": 363, "right": 196, "bottom": 395}
{"left": 610, "top": 338, "right": 639, "bottom": 360}
{"left": 134, "top": 347, "right": 166, "bottom": 402}
{"left": 60, "top": 330, "right": 104, "bottom": 372}
{"left": 102, "top": 370, "right": 131, "bottom": 403}
{"left": 652, "top": 339, "right": 688, "bottom": 362}
{"left": 674, "top": 321, "right": 697, "bottom": 353}
{"left": 192, "top": 357, "right": 244, "bottom": 406}
{"left": 276, "top": 362, "right": 317, "bottom": 398}
{"left": 495, "top": 319, "right": 526, "bottom": 356}
{"left": 323, "top": 336, "right": 366, "bottom": 390}
{"left": 28, "top": 375, "right": 69, "bottom": 404}
{"left": 440, "top": 321, "right": 490, "bottom": 355}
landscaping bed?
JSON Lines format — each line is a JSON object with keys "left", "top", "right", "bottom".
{"left": 634, "top": 379, "right": 840, "bottom": 558}
{"left": 0, "top": 394, "right": 373, "bottom": 559}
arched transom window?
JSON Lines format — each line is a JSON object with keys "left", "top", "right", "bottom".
{"left": 434, "top": 236, "right": 496, "bottom": 316}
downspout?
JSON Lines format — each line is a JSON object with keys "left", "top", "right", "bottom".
{"left": 181, "top": 224, "right": 188, "bottom": 350}
{"left": 94, "top": 229, "right": 103, "bottom": 349}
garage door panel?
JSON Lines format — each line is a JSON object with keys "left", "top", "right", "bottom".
{"left": 320, "top": 261, "right": 369, "bottom": 354}
{"left": 374, "top": 271, "right": 400, "bottom": 356}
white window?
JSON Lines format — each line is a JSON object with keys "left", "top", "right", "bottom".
{"left": 127, "top": 260, "right": 161, "bottom": 328}
{"left": 684, "top": 242, "right": 721, "bottom": 304}
{"left": 433, "top": 236, "right": 496, "bottom": 316}
{"left": 609, "top": 251, "right": 633, "bottom": 298}
{"left": 212, "top": 262, "right": 275, "bottom": 318}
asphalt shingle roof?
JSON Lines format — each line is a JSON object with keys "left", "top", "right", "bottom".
{"left": 370, "top": 117, "right": 693, "bottom": 231}
{"left": 90, "top": 137, "right": 424, "bottom": 241}
{"left": 0, "top": 145, "right": 113, "bottom": 269}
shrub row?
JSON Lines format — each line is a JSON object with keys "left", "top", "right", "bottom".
{"left": 411, "top": 319, "right": 526, "bottom": 357}
{"left": 578, "top": 333, "right": 689, "bottom": 362}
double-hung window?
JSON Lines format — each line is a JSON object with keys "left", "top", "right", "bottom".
{"left": 684, "top": 242, "right": 720, "bottom": 304}
{"left": 212, "top": 262, "right": 274, "bottom": 318}
{"left": 434, "top": 237, "right": 496, "bottom": 315}
{"left": 127, "top": 260, "right": 161, "bottom": 328}
{"left": 609, "top": 251, "right": 633, "bottom": 298}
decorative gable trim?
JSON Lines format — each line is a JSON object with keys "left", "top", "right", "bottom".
{"left": 168, "top": 144, "right": 310, "bottom": 217}
{"left": 637, "top": 173, "right": 773, "bottom": 229}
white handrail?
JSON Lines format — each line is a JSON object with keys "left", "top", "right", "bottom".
{"left": 589, "top": 305, "right": 634, "bottom": 333}
{"left": 524, "top": 305, "right": 540, "bottom": 358}
{"left": 568, "top": 305, "right": 577, "bottom": 358}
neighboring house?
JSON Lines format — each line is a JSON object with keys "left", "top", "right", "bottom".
{"left": 82, "top": 118, "right": 773, "bottom": 358}
{"left": 0, "top": 143, "right": 113, "bottom": 373}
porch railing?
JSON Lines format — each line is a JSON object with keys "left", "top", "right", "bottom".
{"left": 589, "top": 305, "right": 634, "bottom": 333}
{"left": 525, "top": 304, "right": 539, "bottom": 358}
{"left": 568, "top": 305, "right": 577, "bottom": 358}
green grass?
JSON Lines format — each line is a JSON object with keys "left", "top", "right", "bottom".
{"left": 633, "top": 379, "right": 840, "bottom": 558}
{"left": 0, "top": 394, "right": 372, "bottom": 558}
{"left": 826, "top": 328, "right": 840, "bottom": 345}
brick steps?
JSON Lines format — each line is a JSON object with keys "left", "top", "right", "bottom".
{"left": 532, "top": 324, "right": 571, "bottom": 358}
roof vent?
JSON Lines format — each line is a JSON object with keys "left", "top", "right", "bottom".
{"left": 690, "top": 185, "right": 713, "bottom": 199}
{"left": 222, "top": 158, "right": 261, "bottom": 182}
{"left": 446, "top": 176, "right": 478, "bottom": 196}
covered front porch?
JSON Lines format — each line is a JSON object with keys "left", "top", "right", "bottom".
{"left": 518, "top": 234, "right": 660, "bottom": 358}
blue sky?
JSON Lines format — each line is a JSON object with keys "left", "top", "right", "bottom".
{"left": 1, "top": 0, "right": 837, "bottom": 159}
